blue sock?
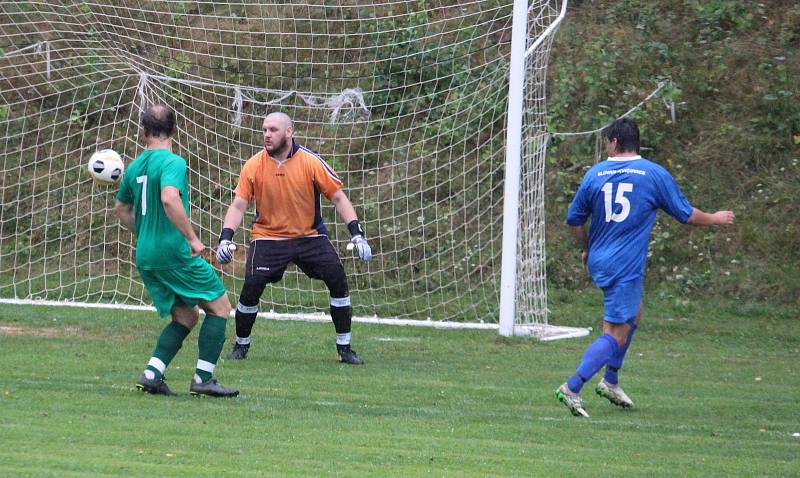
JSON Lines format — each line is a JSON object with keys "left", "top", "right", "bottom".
{"left": 567, "top": 333, "right": 619, "bottom": 393}
{"left": 604, "top": 323, "right": 637, "bottom": 385}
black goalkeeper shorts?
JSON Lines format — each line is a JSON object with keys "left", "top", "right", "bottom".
{"left": 245, "top": 236, "right": 344, "bottom": 283}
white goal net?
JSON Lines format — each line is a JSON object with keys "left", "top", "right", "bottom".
{"left": 0, "top": 1, "right": 581, "bottom": 338}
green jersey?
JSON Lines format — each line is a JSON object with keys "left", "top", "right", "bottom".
{"left": 117, "top": 148, "right": 193, "bottom": 270}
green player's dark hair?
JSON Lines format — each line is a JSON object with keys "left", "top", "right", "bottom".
{"left": 141, "top": 104, "right": 176, "bottom": 138}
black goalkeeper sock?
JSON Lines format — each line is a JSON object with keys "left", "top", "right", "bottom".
{"left": 235, "top": 301, "right": 258, "bottom": 339}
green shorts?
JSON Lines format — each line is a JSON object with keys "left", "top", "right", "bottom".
{"left": 139, "top": 257, "right": 227, "bottom": 317}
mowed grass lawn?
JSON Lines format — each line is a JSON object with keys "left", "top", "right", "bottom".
{"left": 0, "top": 295, "right": 797, "bottom": 477}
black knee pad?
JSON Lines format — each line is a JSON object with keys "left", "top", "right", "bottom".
{"left": 239, "top": 275, "right": 269, "bottom": 306}
{"left": 319, "top": 263, "right": 349, "bottom": 298}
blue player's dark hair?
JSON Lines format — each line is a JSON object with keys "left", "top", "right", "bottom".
{"left": 602, "top": 118, "right": 639, "bottom": 154}
{"left": 141, "top": 104, "right": 176, "bottom": 138}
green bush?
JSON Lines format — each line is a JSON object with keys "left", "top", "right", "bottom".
{"left": 545, "top": 0, "right": 799, "bottom": 303}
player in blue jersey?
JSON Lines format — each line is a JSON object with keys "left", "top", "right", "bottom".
{"left": 555, "top": 118, "right": 735, "bottom": 417}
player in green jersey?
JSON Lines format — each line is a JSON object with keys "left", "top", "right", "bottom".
{"left": 115, "top": 104, "right": 238, "bottom": 397}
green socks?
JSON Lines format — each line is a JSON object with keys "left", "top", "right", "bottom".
{"left": 195, "top": 315, "right": 227, "bottom": 383}
{"left": 144, "top": 316, "right": 227, "bottom": 383}
{"left": 146, "top": 321, "right": 191, "bottom": 380}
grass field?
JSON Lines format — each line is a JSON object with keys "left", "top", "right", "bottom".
{"left": 1, "top": 294, "right": 798, "bottom": 477}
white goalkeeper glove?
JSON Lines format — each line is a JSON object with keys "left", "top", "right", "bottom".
{"left": 216, "top": 240, "right": 236, "bottom": 264}
{"left": 216, "top": 228, "right": 237, "bottom": 264}
{"left": 347, "top": 235, "right": 372, "bottom": 262}
{"left": 346, "top": 220, "right": 372, "bottom": 262}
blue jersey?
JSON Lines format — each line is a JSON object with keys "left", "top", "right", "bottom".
{"left": 566, "top": 156, "right": 693, "bottom": 288}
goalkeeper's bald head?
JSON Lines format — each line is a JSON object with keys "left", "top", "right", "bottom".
{"left": 265, "top": 111, "right": 293, "bottom": 130}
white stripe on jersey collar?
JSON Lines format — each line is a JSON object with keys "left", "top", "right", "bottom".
{"left": 607, "top": 155, "right": 642, "bottom": 162}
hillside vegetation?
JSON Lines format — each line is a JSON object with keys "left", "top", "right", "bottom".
{"left": 545, "top": 0, "right": 799, "bottom": 304}
{"left": 0, "top": 0, "right": 796, "bottom": 313}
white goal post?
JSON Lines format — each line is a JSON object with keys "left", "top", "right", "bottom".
{"left": 0, "top": 1, "right": 587, "bottom": 340}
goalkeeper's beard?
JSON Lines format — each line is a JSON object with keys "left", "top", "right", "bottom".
{"left": 266, "top": 137, "right": 289, "bottom": 158}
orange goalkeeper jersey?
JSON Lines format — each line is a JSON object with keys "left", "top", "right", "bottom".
{"left": 234, "top": 141, "right": 343, "bottom": 239}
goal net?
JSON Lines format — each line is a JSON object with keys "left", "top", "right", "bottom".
{"left": 0, "top": 1, "right": 583, "bottom": 338}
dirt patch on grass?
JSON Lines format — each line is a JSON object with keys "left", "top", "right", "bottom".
{"left": 0, "top": 325, "right": 81, "bottom": 338}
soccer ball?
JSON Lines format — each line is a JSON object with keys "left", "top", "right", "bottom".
{"left": 88, "top": 149, "right": 124, "bottom": 185}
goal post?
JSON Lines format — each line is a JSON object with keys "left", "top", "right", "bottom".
{"left": 499, "top": 0, "right": 582, "bottom": 338}
{"left": 0, "top": 1, "right": 587, "bottom": 339}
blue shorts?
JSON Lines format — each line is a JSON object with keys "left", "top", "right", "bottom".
{"left": 601, "top": 276, "right": 644, "bottom": 324}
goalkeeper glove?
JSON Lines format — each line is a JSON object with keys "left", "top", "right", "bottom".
{"left": 216, "top": 228, "right": 236, "bottom": 264}
{"left": 347, "top": 220, "right": 372, "bottom": 262}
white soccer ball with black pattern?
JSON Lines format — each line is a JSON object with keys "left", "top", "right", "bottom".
{"left": 88, "top": 149, "right": 124, "bottom": 185}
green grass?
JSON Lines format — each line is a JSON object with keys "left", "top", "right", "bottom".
{"left": 0, "top": 295, "right": 798, "bottom": 477}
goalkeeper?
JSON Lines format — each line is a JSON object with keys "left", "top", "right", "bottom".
{"left": 115, "top": 104, "right": 238, "bottom": 397}
{"left": 216, "top": 112, "right": 371, "bottom": 365}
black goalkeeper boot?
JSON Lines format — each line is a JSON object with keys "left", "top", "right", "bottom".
{"left": 337, "top": 345, "right": 364, "bottom": 365}
{"left": 226, "top": 343, "right": 250, "bottom": 360}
